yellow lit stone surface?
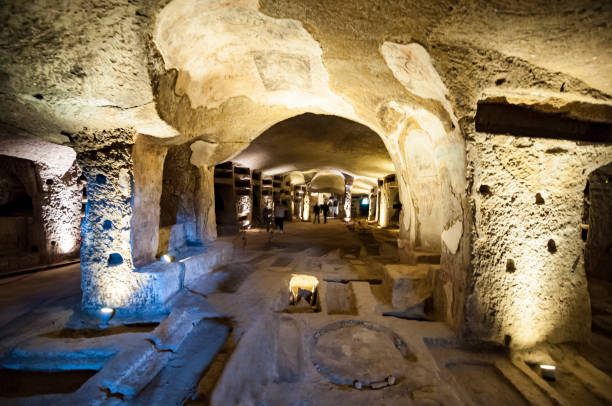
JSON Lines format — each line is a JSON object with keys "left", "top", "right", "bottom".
{"left": 1, "top": 0, "right": 611, "bottom": 350}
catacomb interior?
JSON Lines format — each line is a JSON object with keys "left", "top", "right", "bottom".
{"left": 0, "top": 0, "right": 611, "bottom": 404}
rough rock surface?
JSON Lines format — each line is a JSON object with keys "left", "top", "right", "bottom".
{"left": 193, "top": 164, "right": 217, "bottom": 242}
{"left": 467, "top": 131, "right": 612, "bottom": 347}
{"left": 1, "top": 0, "right": 611, "bottom": 344}
{"left": 74, "top": 127, "right": 141, "bottom": 310}
{"left": 131, "top": 135, "right": 168, "bottom": 266}
{"left": 585, "top": 162, "right": 612, "bottom": 282}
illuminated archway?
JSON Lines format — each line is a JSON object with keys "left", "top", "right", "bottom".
{"left": 72, "top": 0, "right": 468, "bottom": 325}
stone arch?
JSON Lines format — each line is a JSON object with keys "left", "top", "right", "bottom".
{"left": 148, "top": 0, "right": 468, "bottom": 324}
{"left": 70, "top": 0, "right": 469, "bottom": 318}
{"left": 151, "top": 0, "right": 465, "bottom": 253}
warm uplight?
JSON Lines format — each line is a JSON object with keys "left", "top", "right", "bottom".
{"left": 57, "top": 226, "right": 77, "bottom": 253}
{"left": 540, "top": 364, "right": 556, "bottom": 381}
{"left": 160, "top": 254, "right": 174, "bottom": 263}
{"left": 289, "top": 274, "right": 319, "bottom": 306}
{"left": 100, "top": 307, "right": 114, "bottom": 328}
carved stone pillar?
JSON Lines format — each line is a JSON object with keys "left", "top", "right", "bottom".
{"left": 194, "top": 165, "right": 217, "bottom": 241}
{"left": 74, "top": 128, "right": 139, "bottom": 310}
{"left": 368, "top": 190, "right": 376, "bottom": 221}
{"left": 303, "top": 183, "right": 311, "bottom": 221}
{"left": 375, "top": 179, "right": 382, "bottom": 223}
{"left": 343, "top": 174, "right": 354, "bottom": 222}
{"left": 75, "top": 129, "right": 180, "bottom": 313}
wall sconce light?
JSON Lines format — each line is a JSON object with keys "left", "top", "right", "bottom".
{"left": 100, "top": 307, "right": 115, "bottom": 328}
{"left": 539, "top": 364, "right": 556, "bottom": 381}
{"left": 160, "top": 254, "right": 175, "bottom": 263}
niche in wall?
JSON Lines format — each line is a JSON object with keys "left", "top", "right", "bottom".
{"left": 0, "top": 167, "right": 34, "bottom": 254}
{"left": 158, "top": 145, "right": 198, "bottom": 255}
{"left": 584, "top": 161, "right": 612, "bottom": 282}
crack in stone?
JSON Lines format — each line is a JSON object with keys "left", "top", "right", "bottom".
{"left": 96, "top": 101, "right": 154, "bottom": 110}
{"left": 146, "top": 338, "right": 174, "bottom": 353}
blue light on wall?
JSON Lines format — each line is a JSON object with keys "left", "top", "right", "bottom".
{"left": 361, "top": 197, "right": 369, "bottom": 205}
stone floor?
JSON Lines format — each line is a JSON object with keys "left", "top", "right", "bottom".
{"left": 1, "top": 220, "right": 611, "bottom": 405}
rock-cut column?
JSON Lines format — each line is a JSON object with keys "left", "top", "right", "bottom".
{"left": 379, "top": 176, "right": 395, "bottom": 228}
{"left": 74, "top": 128, "right": 180, "bottom": 313}
{"left": 343, "top": 174, "right": 354, "bottom": 222}
{"left": 302, "top": 183, "right": 311, "bottom": 222}
{"left": 375, "top": 180, "right": 382, "bottom": 223}
{"left": 368, "top": 190, "right": 376, "bottom": 221}
{"left": 194, "top": 165, "right": 217, "bottom": 241}
{"left": 74, "top": 128, "right": 139, "bottom": 311}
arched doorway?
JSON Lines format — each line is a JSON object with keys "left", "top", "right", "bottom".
{"left": 228, "top": 113, "right": 397, "bottom": 228}
{"left": 0, "top": 164, "right": 36, "bottom": 268}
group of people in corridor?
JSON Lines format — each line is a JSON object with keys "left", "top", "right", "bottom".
{"left": 263, "top": 199, "right": 337, "bottom": 234}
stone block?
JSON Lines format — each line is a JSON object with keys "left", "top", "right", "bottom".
{"left": 180, "top": 242, "right": 234, "bottom": 290}
{"left": 383, "top": 264, "right": 436, "bottom": 309}
{"left": 134, "top": 261, "right": 184, "bottom": 309}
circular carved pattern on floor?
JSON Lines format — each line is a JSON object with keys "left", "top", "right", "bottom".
{"left": 311, "top": 320, "right": 415, "bottom": 386}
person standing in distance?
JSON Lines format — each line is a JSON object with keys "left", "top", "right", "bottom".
{"left": 313, "top": 204, "right": 321, "bottom": 224}
{"left": 322, "top": 201, "right": 330, "bottom": 223}
{"left": 274, "top": 200, "right": 289, "bottom": 233}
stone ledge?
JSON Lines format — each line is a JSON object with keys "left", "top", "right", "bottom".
{"left": 180, "top": 241, "right": 234, "bottom": 291}
{"left": 476, "top": 89, "right": 612, "bottom": 142}
{"left": 133, "top": 261, "right": 184, "bottom": 311}
{"left": 479, "top": 89, "right": 612, "bottom": 124}
{"left": 129, "top": 241, "right": 234, "bottom": 312}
